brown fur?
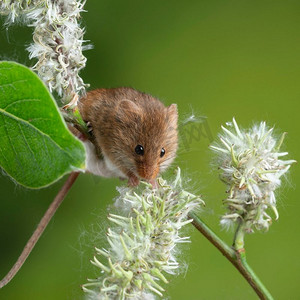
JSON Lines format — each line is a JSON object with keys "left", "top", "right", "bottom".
{"left": 79, "top": 87, "right": 178, "bottom": 184}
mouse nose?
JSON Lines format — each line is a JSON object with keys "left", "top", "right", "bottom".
{"left": 138, "top": 164, "right": 159, "bottom": 180}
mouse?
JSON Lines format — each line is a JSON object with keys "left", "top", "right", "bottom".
{"left": 77, "top": 87, "right": 178, "bottom": 187}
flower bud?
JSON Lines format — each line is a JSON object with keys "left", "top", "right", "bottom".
{"left": 211, "top": 118, "right": 295, "bottom": 233}
{"left": 82, "top": 168, "right": 204, "bottom": 299}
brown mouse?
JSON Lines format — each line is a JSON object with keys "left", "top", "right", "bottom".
{"left": 78, "top": 87, "right": 178, "bottom": 186}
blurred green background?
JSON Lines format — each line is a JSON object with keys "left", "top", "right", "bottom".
{"left": 1, "top": 0, "right": 299, "bottom": 299}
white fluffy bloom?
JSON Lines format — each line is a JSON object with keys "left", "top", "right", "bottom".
{"left": 0, "top": 0, "right": 89, "bottom": 101}
{"left": 211, "top": 118, "right": 295, "bottom": 232}
{"left": 82, "top": 168, "right": 204, "bottom": 300}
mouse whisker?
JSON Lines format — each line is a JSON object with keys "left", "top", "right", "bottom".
{"left": 161, "top": 154, "right": 177, "bottom": 164}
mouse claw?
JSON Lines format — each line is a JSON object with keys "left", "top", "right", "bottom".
{"left": 86, "top": 121, "right": 93, "bottom": 133}
{"left": 128, "top": 175, "right": 140, "bottom": 187}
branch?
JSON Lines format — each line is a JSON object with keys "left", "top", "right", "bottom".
{"left": 188, "top": 212, "right": 274, "bottom": 300}
{"left": 0, "top": 172, "right": 80, "bottom": 289}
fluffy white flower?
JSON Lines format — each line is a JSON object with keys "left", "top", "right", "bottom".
{"left": 0, "top": 0, "right": 89, "bottom": 101}
{"left": 211, "top": 118, "right": 295, "bottom": 232}
{"left": 82, "top": 168, "right": 204, "bottom": 300}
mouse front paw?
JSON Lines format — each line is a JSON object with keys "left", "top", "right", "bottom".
{"left": 128, "top": 174, "right": 140, "bottom": 187}
{"left": 149, "top": 179, "right": 159, "bottom": 189}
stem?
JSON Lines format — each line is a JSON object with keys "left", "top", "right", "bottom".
{"left": 188, "top": 212, "right": 274, "bottom": 300}
{"left": 0, "top": 172, "right": 80, "bottom": 289}
{"left": 236, "top": 251, "right": 274, "bottom": 300}
{"left": 233, "top": 220, "right": 245, "bottom": 251}
{"left": 188, "top": 212, "right": 236, "bottom": 262}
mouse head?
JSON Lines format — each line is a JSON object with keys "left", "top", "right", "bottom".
{"left": 111, "top": 96, "right": 178, "bottom": 181}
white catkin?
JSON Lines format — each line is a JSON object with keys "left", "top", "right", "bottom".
{"left": 211, "top": 118, "right": 296, "bottom": 233}
{"left": 82, "top": 168, "right": 204, "bottom": 300}
{"left": 0, "top": 0, "right": 89, "bottom": 101}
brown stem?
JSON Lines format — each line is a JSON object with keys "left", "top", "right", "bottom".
{"left": 234, "top": 250, "right": 273, "bottom": 300}
{"left": 189, "top": 212, "right": 273, "bottom": 300}
{"left": 0, "top": 172, "right": 80, "bottom": 289}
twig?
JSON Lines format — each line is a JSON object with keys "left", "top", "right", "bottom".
{"left": 188, "top": 212, "right": 274, "bottom": 300}
{"left": 0, "top": 172, "right": 80, "bottom": 289}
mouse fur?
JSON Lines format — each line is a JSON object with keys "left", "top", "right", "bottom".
{"left": 78, "top": 87, "right": 178, "bottom": 186}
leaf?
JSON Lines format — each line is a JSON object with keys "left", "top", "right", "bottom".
{"left": 0, "top": 61, "right": 85, "bottom": 188}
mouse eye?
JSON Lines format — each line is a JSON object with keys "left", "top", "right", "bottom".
{"left": 160, "top": 148, "right": 165, "bottom": 158}
{"left": 135, "top": 145, "right": 144, "bottom": 156}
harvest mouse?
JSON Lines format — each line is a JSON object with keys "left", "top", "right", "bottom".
{"left": 78, "top": 87, "right": 178, "bottom": 186}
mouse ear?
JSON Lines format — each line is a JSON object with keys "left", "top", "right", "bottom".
{"left": 167, "top": 104, "right": 178, "bottom": 129}
{"left": 116, "top": 99, "right": 142, "bottom": 120}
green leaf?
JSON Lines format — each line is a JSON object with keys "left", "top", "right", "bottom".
{"left": 0, "top": 61, "right": 85, "bottom": 188}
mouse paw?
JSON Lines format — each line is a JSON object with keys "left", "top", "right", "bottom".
{"left": 149, "top": 179, "right": 158, "bottom": 189}
{"left": 128, "top": 175, "right": 140, "bottom": 187}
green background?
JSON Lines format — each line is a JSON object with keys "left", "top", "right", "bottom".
{"left": 0, "top": 1, "right": 299, "bottom": 299}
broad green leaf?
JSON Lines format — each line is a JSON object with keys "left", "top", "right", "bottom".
{"left": 0, "top": 61, "right": 85, "bottom": 188}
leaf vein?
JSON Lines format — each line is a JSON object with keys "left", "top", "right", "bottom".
{"left": 3, "top": 98, "right": 41, "bottom": 110}
{"left": 1, "top": 115, "right": 19, "bottom": 171}
{"left": 0, "top": 79, "right": 28, "bottom": 91}
{"left": 0, "top": 108, "right": 77, "bottom": 162}
{"left": 0, "top": 140, "right": 10, "bottom": 165}
{"left": 17, "top": 122, "right": 40, "bottom": 170}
